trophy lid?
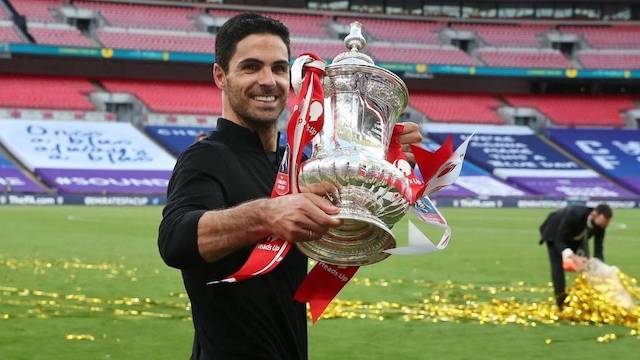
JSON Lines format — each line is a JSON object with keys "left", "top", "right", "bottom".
{"left": 331, "top": 22, "right": 375, "bottom": 66}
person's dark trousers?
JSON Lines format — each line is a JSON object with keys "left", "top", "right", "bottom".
{"left": 546, "top": 242, "right": 567, "bottom": 308}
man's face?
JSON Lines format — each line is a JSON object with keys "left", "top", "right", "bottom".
{"left": 591, "top": 212, "right": 611, "bottom": 229}
{"left": 215, "top": 33, "right": 290, "bottom": 129}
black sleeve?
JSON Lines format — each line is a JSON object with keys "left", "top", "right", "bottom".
{"left": 552, "top": 208, "right": 579, "bottom": 254}
{"left": 158, "top": 143, "right": 226, "bottom": 269}
{"left": 593, "top": 228, "right": 605, "bottom": 262}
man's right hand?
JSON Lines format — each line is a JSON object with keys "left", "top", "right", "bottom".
{"left": 264, "top": 193, "right": 341, "bottom": 243}
{"left": 569, "top": 254, "right": 588, "bottom": 272}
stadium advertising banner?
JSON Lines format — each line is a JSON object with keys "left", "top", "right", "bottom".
{"left": 0, "top": 153, "right": 44, "bottom": 193}
{"left": 420, "top": 139, "right": 527, "bottom": 197}
{"left": 0, "top": 119, "right": 176, "bottom": 194}
{"left": 546, "top": 129, "right": 640, "bottom": 195}
{"left": 144, "top": 125, "right": 213, "bottom": 156}
{"left": 425, "top": 124, "right": 636, "bottom": 199}
{"left": 0, "top": 168, "right": 44, "bottom": 193}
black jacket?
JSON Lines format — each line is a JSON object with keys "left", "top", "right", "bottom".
{"left": 539, "top": 205, "right": 605, "bottom": 261}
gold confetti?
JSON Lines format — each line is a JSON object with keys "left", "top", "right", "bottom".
{"left": 65, "top": 334, "right": 95, "bottom": 341}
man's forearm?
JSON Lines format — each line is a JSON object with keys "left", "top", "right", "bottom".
{"left": 197, "top": 198, "right": 271, "bottom": 262}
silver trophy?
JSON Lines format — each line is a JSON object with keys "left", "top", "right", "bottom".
{"left": 297, "top": 22, "right": 411, "bottom": 266}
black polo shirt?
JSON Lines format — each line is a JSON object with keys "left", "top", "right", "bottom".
{"left": 158, "top": 118, "right": 308, "bottom": 360}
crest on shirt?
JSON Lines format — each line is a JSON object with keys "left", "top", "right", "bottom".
{"left": 274, "top": 145, "right": 290, "bottom": 196}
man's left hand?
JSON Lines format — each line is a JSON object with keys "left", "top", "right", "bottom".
{"left": 397, "top": 122, "right": 423, "bottom": 168}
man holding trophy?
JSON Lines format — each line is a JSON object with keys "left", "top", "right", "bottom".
{"left": 158, "top": 13, "right": 427, "bottom": 359}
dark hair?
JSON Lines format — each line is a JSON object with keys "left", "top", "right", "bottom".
{"left": 215, "top": 13, "right": 290, "bottom": 73}
{"left": 594, "top": 203, "right": 613, "bottom": 219}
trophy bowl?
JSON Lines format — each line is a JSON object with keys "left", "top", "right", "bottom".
{"left": 296, "top": 22, "right": 411, "bottom": 266}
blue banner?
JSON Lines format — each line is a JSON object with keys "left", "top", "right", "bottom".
{"left": 547, "top": 128, "right": 640, "bottom": 194}
{"left": 144, "top": 125, "right": 213, "bottom": 156}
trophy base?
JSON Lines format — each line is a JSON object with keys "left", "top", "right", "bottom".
{"left": 296, "top": 206, "right": 396, "bottom": 266}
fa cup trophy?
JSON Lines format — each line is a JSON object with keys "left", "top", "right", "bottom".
{"left": 297, "top": 22, "right": 411, "bottom": 266}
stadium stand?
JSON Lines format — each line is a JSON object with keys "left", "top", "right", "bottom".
{"left": 27, "top": 22, "right": 94, "bottom": 47}
{"left": 0, "top": 3, "right": 10, "bottom": 20}
{"left": 452, "top": 23, "right": 550, "bottom": 47}
{"left": 476, "top": 48, "right": 571, "bottom": 68}
{"left": 0, "top": 22, "right": 22, "bottom": 43}
{"left": 209, "top": 9, "right": 330, "bottom": 38}
{"left": 101, "top": 80, "right": 223, "bottom": 115}
{"left": 504, "top": 95, "right": 634, "bottom": 127}
{"left": 369, "top": 44, "right": 477, "bottom": 65}
{"left": 0, "top": 75, "right": 96, "bottom": 111}
{"left": 560, "top": 25, "right": 640, "bottom": 48}
{"left": 409, "top": 92, "right": 504, "bottom": 124}
{"left": 96, "top": 27, "right": 214, "bottom": 53}
{"left": 75, "top": 0, "right": 199, "bottom": 31}
{"left": 12, "top": 0, "right": 59, "bottom": 23}
{"left": 290, "top": 40, "right": 348, "bottom": 60}
{"left": 337, "top": 17, "right": 443, "bottom": 44}
{"left": 578, "top": 49, "right": 640, "bottom": 69}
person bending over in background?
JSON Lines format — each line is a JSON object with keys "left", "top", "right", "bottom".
{"left": 539, "top": 203, "right": 612, "bottom": 309}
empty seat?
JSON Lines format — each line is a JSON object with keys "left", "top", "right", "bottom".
{"left": 369, "top": 44, "right": 477, "bottom": 65}
{"left": 0, "top": 23, "right": 22, "bottom": 43}
{"left": 337, "top": 17, "right": 442, "bottom": 44}
{"left": 0, "top": 75, "right": 96, "bottom": 110}
{"left": 210, "top": 9, "right": 330, "bottom": 38}
{"left": 561, "top": 25, "right": 640, "bottom": 49}
{"left": 504, "top": 95, "right": 633, "bottom": 127}
{"left": 477, "top": 48, "right": 570, "bottom": 68}
{"left": 410, "top": 92, "right": 504, "bottom": 124}
{"left": 75, "top": 0, "right": 199, "bottom": 31}
{"left": 96, "top": 27, "right": 214, "bottom": 53}
{"left": 453, "top": 23, "right": 550, "bottom": 47}
{"left": 12, "top": 0, "right": 59, "bottom": 22}
{"left": 578, "top": 49, "right": 640, "bottom": 69}
{"left": 101, "top": 80, "right": 223, "bottom": 115}
{"left": 28, "top": 22, "right": 94, "bottom": 47}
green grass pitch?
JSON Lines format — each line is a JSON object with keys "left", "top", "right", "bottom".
{"left": 0, "top": 206, "right": 638, "bottom": 359}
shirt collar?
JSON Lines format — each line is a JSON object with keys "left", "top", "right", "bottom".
{"left": 215, "top": 117, "right": 268, "bottom": 152}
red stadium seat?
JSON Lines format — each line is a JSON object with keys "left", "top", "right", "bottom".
{"left": 477, "top": 48, "right": 571, "bottom": 68}
{"left": 210, "top": 9, "right": 330, "bottom": 38}
{"left": 369, "top": 44, "right": 477, "bottom": 65}
{"left": 101, "top": 80, "right": 223, "bottom": 115}
{"left": 560, "top": 25, "right": 640, "bottom": 49}
{"left": 0, "top": 23, "right": 22, "bottom": 43}
{"left": 337, "top": 17, "right": 443, "bottom": 44}
{"left": 12, "top": 0, "right": 60, "bottom": 23}
{"left": 96, "top": 27, "right": 214, "bottom": 53}
{"left": 0, "top": 75, "right": 96, "bottom": 110}
{"left": 28, "top": 22, "right": 94, "bottom": 47}
{"left": 75, "top": 0, "right": 200, "bottom": 31}
{"left": 578, "top": 50, "right": 640, "bottom": 70}
{"left": 452, "top": 23, "right": 551, "bottom": 47}
{"left": 504, "top": 95, "right": 633, "bottom": 127}
{"left": 410, "top": 92, "right": 505, "bottom": 124}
